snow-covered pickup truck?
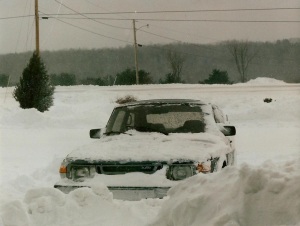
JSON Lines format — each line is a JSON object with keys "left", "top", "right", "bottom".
{"left": 55, "top": 99, "right": 236, "bottom": 200}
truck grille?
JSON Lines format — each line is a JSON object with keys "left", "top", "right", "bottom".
{"left": 97, "top": 163, "right": 162, "bottom": 175}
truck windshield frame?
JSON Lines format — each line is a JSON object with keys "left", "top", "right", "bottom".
{"left": 105, "top": 104, "right": 206, "bottom": 135}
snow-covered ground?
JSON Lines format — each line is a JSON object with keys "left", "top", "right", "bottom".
{"left": 0, "top": 78, "right": 299, "bottom": 226}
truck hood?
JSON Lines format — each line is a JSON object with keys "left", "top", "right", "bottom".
{"left": 66, "top": 130, "right": 231, "bottom": 163}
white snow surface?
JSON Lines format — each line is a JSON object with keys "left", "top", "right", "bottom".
{"left": 67, "top": 132, "right": 230, "bottom": 162}
{"left": 1, "top": 77, "right": 300, "bottom": 226}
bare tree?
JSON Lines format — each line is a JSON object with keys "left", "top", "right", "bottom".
{"left": 166, "top": 50, "right": 185, "bottom": 83}
{"left": 227, "top": 40, "right": 258, "bottom": 83}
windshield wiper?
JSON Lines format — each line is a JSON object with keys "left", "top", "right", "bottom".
{"left": 134, "top": 126, "right": 169, "bottom": 135}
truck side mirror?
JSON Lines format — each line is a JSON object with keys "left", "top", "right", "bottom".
{"left": 218, "top": 124, "right": 236, "bottom": 136}
{"left": 222, "top": 126, "right": 236, "bottom": 136}
{"left": 90, "top": 129, "right": 102, "bottom": 139}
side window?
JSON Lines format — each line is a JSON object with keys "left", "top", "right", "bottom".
{"left": 212, "top": 105, "right": 225, "bottom": 123}
{"left": 126, "top": 112, "right": 135, "bottom": 128}
{"left": 111, "top": 110, "right": 126, "bottom": 132}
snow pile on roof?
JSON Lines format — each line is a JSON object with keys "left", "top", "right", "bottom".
{"left": 245, "top": 77, "right": 286, "bottom": 85}
{"left": 151, "top": 159, "right": 300, "bottom": 226}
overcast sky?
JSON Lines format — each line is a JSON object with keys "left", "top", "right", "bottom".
{"left": 0, "top": 0, "right": 300, "bottom": 54}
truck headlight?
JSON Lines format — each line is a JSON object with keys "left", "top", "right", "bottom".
{"left": 167, "top": 164, "right": 196, "bottom": 180}
{"left": 71, "top": 166, "right": 96, "bottom": 181}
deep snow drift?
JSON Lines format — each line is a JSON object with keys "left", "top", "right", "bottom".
{"left": 152, "top": 160, "right": 300, "bottom": 226}
{"left": 0, "top": 78, "right": 299, "bottom": 226}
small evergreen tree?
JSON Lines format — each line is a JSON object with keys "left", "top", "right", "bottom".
{"left": 115, "top": 68, "right": 135, "bottom": 85}
{"left": 115, "top": 68, "right": 153, "bottom": 85}
{"left": 201, "top": 69, "right": 232, "bottom": 84}
{"left": 13, "top": 52, "right": 55, "bottom": 112}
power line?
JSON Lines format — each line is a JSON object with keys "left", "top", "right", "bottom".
{"left": 124, "top": 21, "right": 221, "bottom": 55}
{"left": 0, "top": 15, "right": 33, "bottom": 20}
{"left": 81, "top": 0, "right": 224, "bottom": 44}
{"left": 134, "top": 19, "right": 300, "bottom": 23}
{"left": 46, "top": 16, "right": 300, "bottom": 23}
{"left": 81, "top": 0, "right": 221, "bottom": 45}
{"left": 138, "top": 29, "right": 229, "bottom": 56}
{"left": 39, "top": 9, "right": 299, "bottom": 63}
{"left": 2, "top": 5, "right": 299, "bottom": 20}
{"left": 2, "top": 3, "right": 296, "bottom": 63}
{"left": 139, "top": 29, "right": 182, "bottom": 43}
{"left": 25, "top": 0, "right": 34, "bottom": 52}
{"left": 48, "top": 19, "right": 299, "bottom": 64}
{"left": 53, "top": 0, "right": 131, "bottom": 30}
{"left": 37, "top": 7, "right": 300, "bottom": 15}
{"left": 39, "top": 10, "right": 232, "bottom": 58}
{"left": 145, "top": 22, "right": 221, "bottom": 42}
{"left": 39, "top": 10, "right": 214, "bottom": 60}
{"left": 41, "top": 0, "right": 63, "bottom": 47}
{"left": 43, "top": 5, "right": 300, "bottom": 24}
{"left": 2, "top": 5, "right": 300, "bottom": 21}
{"left": 39, "top": 11, "right": 132, "bottom": 45}
{"left": 15, "top": 0, "right": 30, "bottom": 52}
{"left": 3, "top": 16, "right": 300, "bottom": 23}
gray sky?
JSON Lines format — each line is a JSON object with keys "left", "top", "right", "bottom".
{"left": 1, "top": 0, "right": 300, "bottom": 54}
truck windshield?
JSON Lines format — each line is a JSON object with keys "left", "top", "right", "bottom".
{"left": 105, "top": 104, "right": 206, "bottom": 135}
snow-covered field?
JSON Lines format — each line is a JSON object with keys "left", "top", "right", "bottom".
{"left": 0, "top": 78, "right": 299, "bottom": 226}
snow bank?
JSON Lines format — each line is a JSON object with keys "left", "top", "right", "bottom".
{"left": 151, "top": 159, "right": 300, "bottom": 226}
{"left": 244, "top": 77, "right": 287, "bottom": 85}
{"left": 1, "top": 80, "right": 299, "bottom": 226}
{"left": 2, "top": 161, "right": 299, "bottom": 226}
{"left": 0, "top": 186, "right": 163, "bottom": 226}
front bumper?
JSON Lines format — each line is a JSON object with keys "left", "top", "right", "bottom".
{"left": 54, "top": 184, "right": 170, "bottom": 201}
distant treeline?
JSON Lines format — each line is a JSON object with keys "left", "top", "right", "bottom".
{"left": 1, "top": 39, "right": 299, "bottom": 86}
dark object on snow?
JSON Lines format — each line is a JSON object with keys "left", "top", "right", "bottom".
{"left": 115, "top": 95, "right": 137, "bottom": 104}
{"left": 264, "top": 98, "right": 273, "bottom": 103}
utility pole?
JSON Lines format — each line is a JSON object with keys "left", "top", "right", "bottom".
{"left": 132, "top": 19, "right": 139, "bottom": 85}
{"left": 35, "top": 0, "right": 40, "bottom": 56}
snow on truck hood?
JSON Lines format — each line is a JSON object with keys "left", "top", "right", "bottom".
{"left": 66, "top": 130, "right": 230, "bottom": 162}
